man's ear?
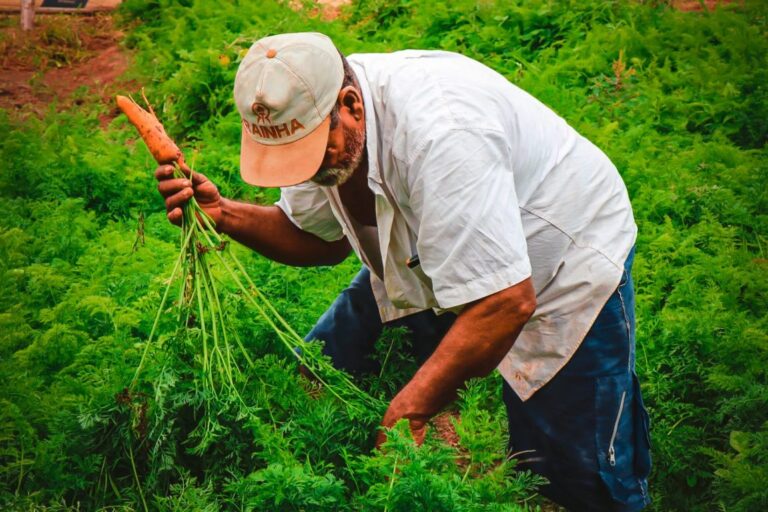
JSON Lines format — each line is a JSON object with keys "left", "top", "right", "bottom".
{"left": 338, "top": 86, "right": 364, "bottom": 121}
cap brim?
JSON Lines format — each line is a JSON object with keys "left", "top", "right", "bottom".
{"left": 240, "top": 115, "right": 330, "bottom": 187}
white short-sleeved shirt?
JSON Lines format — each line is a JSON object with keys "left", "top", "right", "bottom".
{"left": 276, "top": 50, "right": 637, "bottom": 401}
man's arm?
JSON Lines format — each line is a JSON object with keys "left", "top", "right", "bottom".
{"left": 377, "top": 277, "right": 536, "bottom": 446}
{"left": 218, "top": 198, "right": 351, "bottom": 266}
{"left": 156, "top": 164, "right": 351, "bottom": 266}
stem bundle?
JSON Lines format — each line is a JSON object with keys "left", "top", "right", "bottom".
{"left": 117, "top": 93, "right": 383, "bottom": 416}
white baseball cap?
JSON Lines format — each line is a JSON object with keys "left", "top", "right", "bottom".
{"left": 234, "top": 32, "right": 344, "bottom": 187}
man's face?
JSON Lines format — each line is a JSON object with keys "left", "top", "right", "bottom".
{"left": 310, "top": 86, "right": 366, "bottom": 187}
{"left": 311, "top": 119, "right": 365, "bottom": 187}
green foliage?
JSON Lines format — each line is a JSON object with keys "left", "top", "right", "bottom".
{"left": 228, "top": 462, "right": 347, "bottom": 511}
{"left": 1, "top": 0, "right": 766, "bottom": 511}
{"left": 155, "top": 472, "right": 220, "bottom": 511}
{"left": 347, "top": 419, "right": 543, "bottom": 511}
{"left": 707, "top": 425, "right": 768, "bottom": 511}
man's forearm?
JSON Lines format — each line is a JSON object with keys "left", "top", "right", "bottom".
{"left": 381, "top": 278, "right": 536, "bottom": 438}
{"left": 218, "top": 198, "right": 351, "bottom": 266}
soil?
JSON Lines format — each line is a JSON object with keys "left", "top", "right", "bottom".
{"left": 0, "top": 0, "right": 726, "bottom": 120}
{"left": 290, "top": 0, "right": 351, "bottom": 21}
{"left": 0, "top": 0, "right": 352, "bottom": 121}
{"left": 432, "top": 410, "right": 461, "bottom": 448}
{"left": 672, "top": 0, "right": 736, "bottom": 11}
{"left": 0, "top": 13, "right": 130, "bottom": 123}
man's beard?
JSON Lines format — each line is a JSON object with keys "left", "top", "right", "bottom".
{"left": 311, "top": 125, "right": 365, "bottom": 187}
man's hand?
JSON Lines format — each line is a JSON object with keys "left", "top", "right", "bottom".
{"left": 155, "top": 164, "right": 226, "bottom": 230}
{"left": 375, "top": 278, "right": 536, "bottom": 449}
{"left": 376, "top": 398, "right": 429, "bottom": 448}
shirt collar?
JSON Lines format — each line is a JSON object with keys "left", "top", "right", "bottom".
{"left": 348, "top": 56, "right": 383, "bottom": 187}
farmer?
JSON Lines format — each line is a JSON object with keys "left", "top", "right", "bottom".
{"left": 156, "top": 32, "right": 651, "bottom": 511}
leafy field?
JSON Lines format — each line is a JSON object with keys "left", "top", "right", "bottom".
{"left": 1, "top": 0, "right": 766, "bottom": 510}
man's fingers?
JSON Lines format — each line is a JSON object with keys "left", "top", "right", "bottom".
{"left": 191, "top": 170, "right": 209, "bottom": 186}
{"left": 411, "top": 422, "right": 427, "bottom": 446}
{"left": 167, "top": 208, "right": 183, "bottom": 226}
{"left": 155, "top": 164, "right": 218, "bottom": 228}
{"left": 375, "top": 419, "right": 428, "bottom": 450}
{"left": 157, "top": 178, "right": 192, "bottom": 197}
{"left": 155, "top": 162, "right": 195, "bottom": 180}
{"left": 154, "top": 164, "right": 176, "bottom": 180}
{"left": 375, "top": 429, "right": 387, "bottom": 450}
{"left": 155, "top": 163, "right": 210, "bottom": 228}
{"left": 164, "top": 188, "right": 194, "bottom": 211}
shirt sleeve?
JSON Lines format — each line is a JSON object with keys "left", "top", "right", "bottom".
{"left": 406, "top": 128, "right": 532, "bottom": 309}
{"left": 275, "top": 182, "right": 345, "bottom": 242}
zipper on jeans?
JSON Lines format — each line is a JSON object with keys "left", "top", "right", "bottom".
{"left": 608, "top": 390, "right": 627, "bottom": 467}
{"left": 609, "top": 270, "right": 632, "bottom": 468}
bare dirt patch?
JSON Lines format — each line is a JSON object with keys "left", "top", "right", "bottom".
{"left": 432, "top": 410, "right": 461, "bottom": 448}
{"left": 0, "top": 13, "right": 129, "bottom": 120}
{"left": 290, "top": 0, "right": 351, "bottom": 21}
{"left": 671, "top": 0, "right": 736, "bottom": 11}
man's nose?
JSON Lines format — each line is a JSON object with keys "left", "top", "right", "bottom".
{"left": 321, "top": 146, "right": 339, "bottom": 168}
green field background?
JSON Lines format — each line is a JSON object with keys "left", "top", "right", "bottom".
{"left": 1, "top": 0, "right": 766, "bottom": 510}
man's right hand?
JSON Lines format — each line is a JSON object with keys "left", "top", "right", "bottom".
{"left": 155, "top": 164, "right": 225, "bottom": 230}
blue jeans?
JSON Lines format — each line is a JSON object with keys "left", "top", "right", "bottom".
{"left": 305, "top": 248, "right": 651, "bottom": 511}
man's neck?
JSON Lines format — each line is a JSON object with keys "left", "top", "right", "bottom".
{"left": 338, "top": 151, "right": 377, "bottom": 227}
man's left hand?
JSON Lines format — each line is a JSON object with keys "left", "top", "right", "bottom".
{"left": 376, "top": 395, "right": 429, "bottom": 448}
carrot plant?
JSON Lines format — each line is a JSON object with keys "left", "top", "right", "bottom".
{"left": 117, "top": 93, "right": 383, "bottom": 414}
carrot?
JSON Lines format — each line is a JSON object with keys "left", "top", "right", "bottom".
{"left": 116, "top": 93, "right": 183, "bottom": 165}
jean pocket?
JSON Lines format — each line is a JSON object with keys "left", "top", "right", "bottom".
{"left": 595, "top": 373, "right": 650, "bottom": 507}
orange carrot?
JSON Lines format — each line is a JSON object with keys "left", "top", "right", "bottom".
{"left": 116, "top": 93, "right": 183, "bottom": 165}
